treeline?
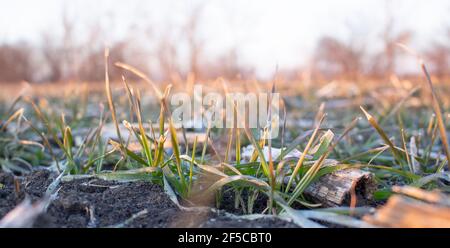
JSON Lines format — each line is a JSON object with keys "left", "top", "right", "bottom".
{"left": 310, "top": 30, "right": 450, "bottom": 81}
{"left": 0, "top": 4, "right": 257, "bottom": 84}
{"left": 0, "top": 8, "right": 449, "bottom": 83}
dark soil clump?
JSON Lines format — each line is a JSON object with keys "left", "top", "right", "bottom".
{"left": 128, "top": 208, "right": 299, "bottom": 228}
{"left": 38, "top": 179, "right": 178, "bottom": 227}
{"left": 0, "top": 173, "right": 19, "bottom": 218}
{"left": 0, "top": 170, "right": 54, "bottom": 219}
{"left": 22, "top": 170, "right": 55, "bottom": 199}
{"left": 199, "top": 213, "right": 299, "bottom": 228}
{"left": 1, "top": 170, "right": 299, "bottom": 228}
{"left": 218, "top": 187, "right": 268, "bottom": 215}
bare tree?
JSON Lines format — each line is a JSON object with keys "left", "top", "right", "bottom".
{"left": 0, "top": 43, "right": 35, "bottom": 82}
{"left": 78, "top": 41, "right": 129, "bottom": 82}
{"left": 41, "top": 33, "right": 64, "bottom": 82}
{"left": 425, "top": 44, "right": 450, "bottom": 79}
{"left": 312, "top": 36, "right": 365, "bottom": 80}
{"left": 40, "top": 8, "right": 78, "bottom": 82}
{"left": 425, "top": 29, "right": 450, "bottom": 79}
{"left": 185, "top": 4, "right": 205, "bottom": 80}
{"left": 371, "top": 1, "right": 412, "bottom": 77}
{"left": 156, "top": 33, "right": 180, "bottom": 81}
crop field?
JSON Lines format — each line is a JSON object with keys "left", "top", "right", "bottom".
{"left": 1, "top": 0, "right": 450, "bottom": 231}
{"left": 1, "top": 61, "right": 449, "bottom": 228}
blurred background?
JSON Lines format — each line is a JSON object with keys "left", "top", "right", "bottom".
{"left": 0, "top": 0, "right": 449, "bottom": 83}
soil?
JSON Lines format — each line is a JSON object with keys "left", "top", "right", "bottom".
{"left": 0, "top": 173, "right": 19, "bottom": 218}
{"left": 217, "top": 187, "right": 269, "bottom": 215}
{"left": 0, "top": 170, "right": 54, "bottom": 218}
{"left": 0, "top": 170, "right": 299, "bottom": 228}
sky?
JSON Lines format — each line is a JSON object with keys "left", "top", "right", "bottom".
{"left": 0, "top": 0, "right": 449, "bottom": 77}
